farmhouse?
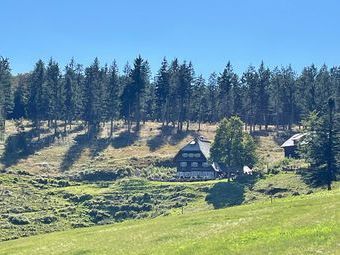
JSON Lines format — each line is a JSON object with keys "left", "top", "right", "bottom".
{"left": 174, "top": 136, "right": 220, "bottom": 179}
{"left": 281, "top": 133, "right": 306, "bottom": 158}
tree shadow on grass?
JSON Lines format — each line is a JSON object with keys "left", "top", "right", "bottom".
{"left": 60, "top": 130, "right": 140, "bottom": 172}
{"left": 1, "top": 124, "right": 86, "bottom": 168}
{"left": 147, "top": 126, "right": 194, "bottom": 152}
{"left": 205, "top": 174, "right": 259, "bottom": 209}
{"left": 60, "top": 133, "right": 90, "bottom": 172}
{"left": 205, "top": 182, "right": 246, "bottom": 209}
{"left": 111, "top": 130, "right": 140, "bottom": 149}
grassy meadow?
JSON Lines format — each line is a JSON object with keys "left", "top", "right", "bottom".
{"left": 0, "top": 120, "right": 338, "bottom": 254}
{"left": 0, "top": 187, "right": 338, "bottom": 255}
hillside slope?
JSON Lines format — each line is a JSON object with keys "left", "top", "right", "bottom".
{"left": 0, "top": 188, "right": 338, "bottom": 255}
{"left": 0, "top": 121, "right": 283, "bottom": 176}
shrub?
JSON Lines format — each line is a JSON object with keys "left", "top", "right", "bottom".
{"left": 73, "top": 167, "right": 132, "bottom": 182}
{"left": 38, "top": 215, "right": 57, "bottom": 224}
{"left": 89, "top": 209, "right": 111, "bottom": 223}
{"left": 8, "top": 215, "right": 30, "bottom": 225}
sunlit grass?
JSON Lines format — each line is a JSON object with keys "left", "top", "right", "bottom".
{"left": 0, "top": 188, "right": 338, "bottom": 255}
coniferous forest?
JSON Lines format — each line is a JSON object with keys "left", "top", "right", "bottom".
{"left": 1, "top": 56, "right": 339, "bottom": 135}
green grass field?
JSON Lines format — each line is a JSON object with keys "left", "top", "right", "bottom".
{"left": 0, "top": 187, "right": 338, "bottom": 255}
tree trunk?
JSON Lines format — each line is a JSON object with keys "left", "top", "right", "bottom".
{"left": 110, "top": 118, "right": 114, "bottom": 137}
{"left": 136, "top": 95, "right": 141, "bottom": 131}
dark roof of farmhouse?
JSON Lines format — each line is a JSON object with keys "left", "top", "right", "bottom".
{"left": 178, "top": 136, "right": 211, "bottom": 159}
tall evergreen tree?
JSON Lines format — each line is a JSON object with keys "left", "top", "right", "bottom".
{"left": 28, "top": 60, "right": 45, "bottom": 136}
{"left": 105, "top": 61, "right": 120, "bottom": 136}
{"left": 217, "top": 62, "right": 237, "bottom": 119}
{"left": 0, "top": 57, "right": 12, "bottom": 118}
{"left": 207, "top": 72, "right": 219, "bottom": 123}
{"left": 176, "top": 62, "right": 194, "bottom": 132}
{"left": 129, "top": 56, "right": 150, "bottom": 131}
{"left": 191, "top": 75, "right": 208, "bottom": 130}
{"left": 0, "top": 57, "right": 12, "bottom": 141}
{"left": 300, "top": 98, "right": 339, "bottom": 190}
{"left": 155, "top": 58, "right": 170, "bottom": 125}
{"left": 257, "top": 62, "right": 271, "bottom": 129}
{"left": 242, "top": 66, "right": 258, "bottom": 131}
{"left": 83, "top": 58, "right": 103, "bottom": 136}
{"left": 44, "top": 59, "right": 62, "bottom": 134}
{"left": 12, "top": 76, "right": 28, "bottom": 119}
{"left": 298, "top": 65, "right": 318, "bottom": 115}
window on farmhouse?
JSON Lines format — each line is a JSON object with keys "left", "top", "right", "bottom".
{"left": 202, "top": 162, "right": 209, "bottom": 167}
{"left": 180, "top": 162, "right": 187, "bottom": 167}
{"left": 194, "top": 153, "right": 200, "bottom": 158}
{"left": 191, "top": 162, "right": 198, "bottom": 167}
{"left": 182, "top": 153, "right": 188, "bottom": 158}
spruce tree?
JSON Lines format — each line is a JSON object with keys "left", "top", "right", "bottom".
{"left": 207, "top": 72, "right": 219, "bottom": 123}
{"left": 12, "top": 76, "right": 27, "bottom": 119}
{"left": 28, "top": 60, "right": 45, "bottom": 136}
{"left": 300, "top": 98, "right": 339, "bottom": 190}
{"left": 129, "top": 56, "right": 150, "bottom": 131}
{"left": 257, "top": 62, "right": 271, "bottom": 130}
{"left": 242, "top": 66, "right": 258, "bottom": 132}
{"left": 106, "top": 61, "right": 120, "bottom": 136}
{"left": 155, "top": 58, "right": 170, "bottom": 125}
{"left": 83, "top": 58, "right": 103, "bottom": 137}
{"left": 44, "top": 59, "right": 61, "bottom": 134}
{"left": 0, "top": 57, "right": 12, "bottom": 140}
{"left": 217, "top": 62, "right": 237, "bottom": 119}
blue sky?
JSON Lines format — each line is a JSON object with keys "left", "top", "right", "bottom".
{"left": 1, "top": 0, "right": 339, "bottom": 77}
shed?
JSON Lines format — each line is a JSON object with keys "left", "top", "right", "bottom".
{"left": 281, "top": 133, "right": 306, "bottom": 158}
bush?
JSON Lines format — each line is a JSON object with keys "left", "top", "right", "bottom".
{"left": 8, "top": 215, "right": 30, "bottom": 225}
{"left": 38, "top": 215, "right": 57, "bottom": 224}
{"left": 73, "top": 167, "right": 132, "bottom": 182}
{"left": 67, "top": 194, "right": 93, "bottom": 203}
{"left": 89, "top": 209, "right": 111, "bottom": 223}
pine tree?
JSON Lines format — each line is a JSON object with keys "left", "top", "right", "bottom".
{"left": 330, "top": 66, "right": 340, "bottom": 114}
{"left": 28, "top": 60, "right": 45, "bottom": 136}
{"left": 176, "top": 62, "right": 194, "bottom": 132}
{"left": 298, "top": 65, "right": 318, "bottom": 115}
{"left": 129, "top": 56, "right": 150, "bottom": 131}
{"left": 0, "top": 57, "right": 12, "bottom": 120}
{"left": 207, "top": 72, "right": 219, "bottom": 123}
{"left": 155, "top": 58, "right": 170, "bottom": 125}
{"left": 300, "top": 98, "right": 339, "bottom": 190}
{"left": 105, "top": 61, "right": 120, "bottom": 136}
{"left": 0, "top": 57, "right": 12, "bottom": 141}
{"left": 12, "top": 76, "right": 27, "bottom": 119}
{"left": 44, "top": 59, "right": 61, "bottom": 135}
{"left": 120, "top": 63, "right": 133, "bottom": 132}
{"left": 217, "top": 62, "right": 237, "bottom": 119}
{"left": 242, "top": 66, "right": 258, "bottom": 132}
{"left": 168, "top": 59, "right": 180, "bottom": 127}
{"left": 62, "top": 59, "right": 76, "bottom": 131}
{"left": 316, "top": 65, "right": 332, "bottom": 113}
{"left": 257, "top": 62, "right": 271, "bottom": 130}
{"left": 190, "top": 75, "right": 208, "bottom": 130}
{"left": 83, "top": 58, "right": 103, "bottom": 137}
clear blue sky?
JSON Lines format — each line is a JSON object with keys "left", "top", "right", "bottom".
{"left": 1, "top": 0, "right": 339, "bottom": 77}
